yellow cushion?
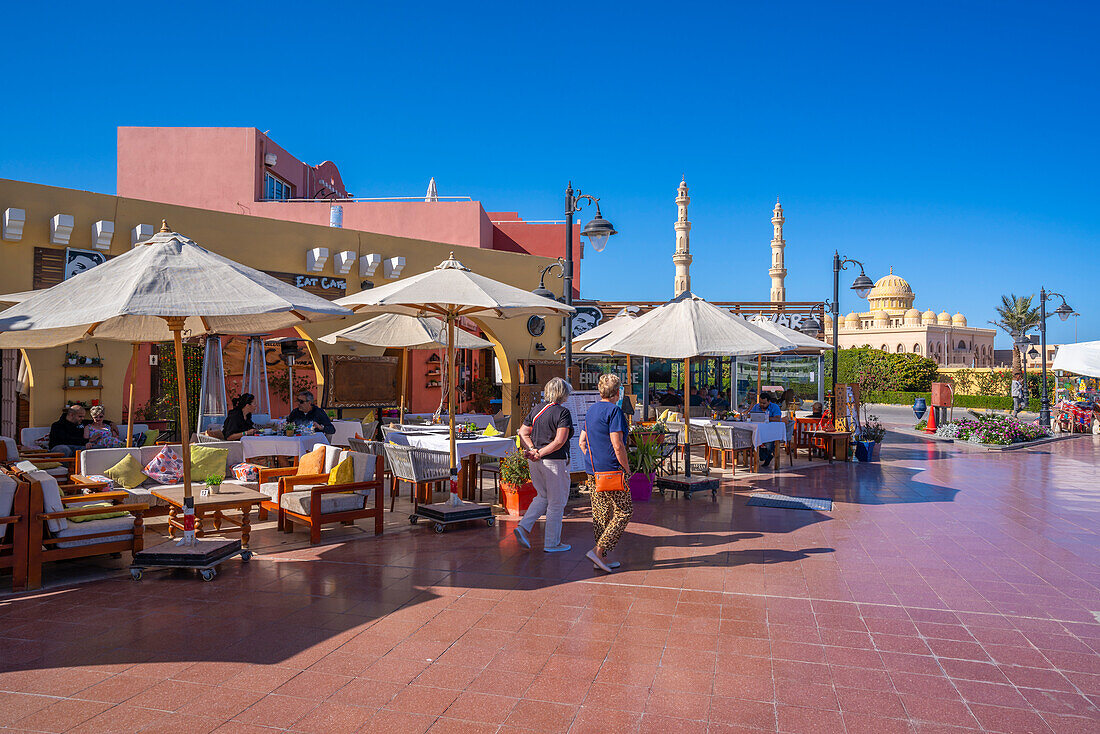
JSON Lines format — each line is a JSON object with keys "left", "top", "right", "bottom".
{"left": 482, "top": 423, "right": 501, "bottom": 436}
{"left": 31, "top": 461, "right": 63, "bottom": 470}
{"left": 68, "top": 501, "right": 129, "bottom": 523}
{"left": 328, "top": 457, "right": 355, "bottom": 486}
{"left": 103, "top": 454, "right": 147, "bottom": 490}
{"left": 142, "top": 429, "right": 160, "bottom": 447}
{"left": 658, "top": 409, "right": 671, "bottom": 423}
{"left": 297, "top": 446, "right": 326, "bottom": 475}
{"left": 190, "top": 446, "right": 228, "bottom": 483}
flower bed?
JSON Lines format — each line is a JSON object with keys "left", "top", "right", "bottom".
{"left": 934, "top": 414, "right": 1050, "bottom": 445}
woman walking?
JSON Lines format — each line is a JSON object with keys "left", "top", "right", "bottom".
{"left": 579, "top": 374, "right": 633, "bottom": 573}
{"left": 515, "top": 377, "right": 575, "bottom": 553}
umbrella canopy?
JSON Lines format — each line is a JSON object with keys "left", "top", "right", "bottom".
{"left": 747, "top": 316, "right": 831, "bottom": 351}
{"left": 592, "top": 292, "right": 794, "bottom": 359}
{"left": 0, "top": 222, "right": 351, "bottom": 541}
{"left": 0, "top": 225, "right": 351, "bottom": 348}
{"left": 0, "top": 290, "right": 36, "bottom": 306}
{"left": 319, "top": 313, "right": 493, "bottom": 349}
{"left": 335, "top": 253, "right": 573, "bottom": 502}
{"left": 1051, "top": 341, "right": 1100, "bottom": 377}
{"left": 569, "top": 310, "right": 637, "bottom": 354}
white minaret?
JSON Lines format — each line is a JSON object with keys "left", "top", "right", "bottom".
{"left": 769, "top": 199, "right": 787, "bottom": 302}
{"left": 673, "top": 177, "right": 692, "bottom": 296}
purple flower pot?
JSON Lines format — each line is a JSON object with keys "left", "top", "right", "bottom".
{"left": 628, "top": 472, "right": 654, "bottom": 502}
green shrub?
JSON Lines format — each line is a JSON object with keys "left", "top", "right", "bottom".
{"left": 826, "top": 347, "right": 939, "bottom": 392}
{"left": 862, "top": 390, "right": 1041, "bottom": 412}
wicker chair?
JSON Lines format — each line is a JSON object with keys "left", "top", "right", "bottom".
{"left": 382, "top": 444, "right": 450, "bottom": 513}
{"left": 702, "top": 425, "right": 722, "bottom": 468}
{"left": 349, "top": 438, "right": 393, "bottom": 508}
{"left": 686, "top": 424, "right": 711, "bottom": 475}
{"left": 714, "top": 424, "right": 754, "bottom": 470}
{"left": 359, "top": 420, "right": 379, "bottom": 441}
{"left": 656, "top": 427, "right": 681, "bottom": 475}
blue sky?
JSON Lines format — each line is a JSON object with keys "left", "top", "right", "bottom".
{"left": 1, "top": 1, "right": 1096, "bottom": 347}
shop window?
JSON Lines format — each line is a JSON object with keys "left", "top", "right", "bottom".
{"left": 264, "top": 172, "right": 293, "bottom": 201}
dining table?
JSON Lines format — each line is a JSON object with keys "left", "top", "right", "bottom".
{"left": 395, "top": 432, "right": 515, "bottom": 500}
{"left": 240, "top": 433, "right": 329, "bottom": 461}
{"left": 693, "top": 418, "right": 790, "bottom": 471}
{"left": 403, "top": 413, "right": 495, "bottom": 430}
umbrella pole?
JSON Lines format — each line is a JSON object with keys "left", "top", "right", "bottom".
{"left": 166, "top": 318, "right": 195, "bottom": 545}
{"left": 757, "top": 355, "right": 762, "bottom": 400}
{"left": 125, "top": 342, "right": 139, "bottom": 448}
{"left": 399, "top": 347, "right": 408, "bottom": 425}
{"left": 684, "top": 356, "right": 691, "bottom": 478}
{"left": 447, "top": 314, "right": 460, "bottom": 505}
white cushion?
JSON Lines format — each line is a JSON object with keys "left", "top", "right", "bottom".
{"left": 45, "top": 466, "right": 69, "bottom": 477}
{"left": 0, "top": 474, "right": 15, "bottom": 530}
{"left": 54, "top": 514, "right": 136, "bottom": 549}
{"left": 280, "top": 489, "right": 364, "bottom": 515}
{"left": 20, "top": 427, "right": 49, "bottom": 448}
{"left": 27, "top": 470, "right": 66, "bottom": 532}
{"left": 1, "top": 436, "right": 17, "bottom": 461}
{"left": 119, "top": 486, "right": 169, "bottom": 508}
{"left": 320, "top": 444, "right": 341, "bottom": 473}
{"left": 259, "top": 481, "right": 280, "bottom": 500}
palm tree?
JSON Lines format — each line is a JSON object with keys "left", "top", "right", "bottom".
{"left": 990, "top": 294, "right": 1040, "bottom": 383}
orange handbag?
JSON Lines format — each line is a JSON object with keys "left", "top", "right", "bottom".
{"left": 585, "top": 414, "right": 628, "bottom": 492}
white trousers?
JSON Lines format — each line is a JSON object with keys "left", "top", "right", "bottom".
{"left": 519, "top": 458, "right": 570, "bottom": 547}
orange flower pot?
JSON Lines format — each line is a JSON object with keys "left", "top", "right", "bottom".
{"left": 501, "top": 481, "right": 536, "bottom": 516}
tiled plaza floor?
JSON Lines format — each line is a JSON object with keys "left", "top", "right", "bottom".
{"left": 2, "top": 432, "right": 1099, "bottom": 733}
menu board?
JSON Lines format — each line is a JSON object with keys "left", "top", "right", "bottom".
{"left": 561, "top": 391, "right": 603, "bottom": 473}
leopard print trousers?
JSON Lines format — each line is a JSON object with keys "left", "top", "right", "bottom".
{"left": 591, "top": 489, "right": 633, "bottom": 556}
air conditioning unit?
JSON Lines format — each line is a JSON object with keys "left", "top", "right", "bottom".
{"left": 264, "top": 153, "right": 278, "bottom": 167}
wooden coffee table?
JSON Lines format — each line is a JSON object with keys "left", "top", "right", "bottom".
{"left": 151, "top": 485, "right": 266, "bottom": 547}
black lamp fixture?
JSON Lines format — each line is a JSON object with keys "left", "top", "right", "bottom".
{"left": 1036, "top": 288, "right": 1077, "bottom": 426}
{"left": 579, "top": 205, "right": 617, "bottom": 253}
{"left": 828, "top": 252, "right": 872, "bottom": 421}
{"left": 799, "top": 315, "right": 822, "bottom": 338}
{"left": 563, "top": 183, "right": 617, "bottom": 369}
{"left": 532, "top": 259, "right": 564, "bottom": 301}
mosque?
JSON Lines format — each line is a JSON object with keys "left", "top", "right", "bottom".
{"left": 764, "top": 200, "right": 995, "bottom": 367}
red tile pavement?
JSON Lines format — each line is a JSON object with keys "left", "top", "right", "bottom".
{"left": 1, "top": 432, "right": 1099, "bottom": 732}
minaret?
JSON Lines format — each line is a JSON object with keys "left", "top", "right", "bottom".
{"left": 673, "top": 177, "right": 692, "bottom": 296}
{"left": 769, "top": 198, "right": 787, "bottom": 302}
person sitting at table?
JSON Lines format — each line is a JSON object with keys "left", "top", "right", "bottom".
{"left": 49, "top": 405, "right": 87, "bottom": 457}
{"left": 286, "top": 390, "right": 335, "bottom": 436}
{"left": 688, "top": 389, "right": 703, "bottom": 407}
{"left": 84, "top": 405, "right": 124, "bottom": 448}
{"left": 749, "top": 393, "right": 784, "bottom": 468}
{"left": 223, "top": 393, "right": 258, "bottom": 441}
{"left": 809, "top": 401, "right": 824, "bottom": 418}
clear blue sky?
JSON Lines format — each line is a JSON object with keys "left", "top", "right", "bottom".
{"left": 1, "top": 2, "right": 1096, "bottom": 348}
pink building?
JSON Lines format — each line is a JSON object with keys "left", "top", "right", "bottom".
{"left": 117, "top": 127, "right": 582, "bottom": 294}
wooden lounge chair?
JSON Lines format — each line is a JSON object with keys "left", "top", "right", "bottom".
{"left": 20, "top": 469, "right": 146, "bottom": 590}
{"left": 0, "top": 472, "right": 29, "bottom": 591}
{"left": 277, "top": 448, "right": 385, "bottom": 544}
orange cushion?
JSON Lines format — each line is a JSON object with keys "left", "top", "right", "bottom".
{"left": 297, "top": 446, "right": 326, "bottom": 475}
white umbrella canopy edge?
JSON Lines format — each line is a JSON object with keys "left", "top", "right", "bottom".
{"left": 746, "top": 315, "right": 831, "bottom": 351}
{"left": 0, "top": 223, "right": 353, "bottom": 541}
{"left": 1051, "top": 341, "right": 1100, "bottom": 378}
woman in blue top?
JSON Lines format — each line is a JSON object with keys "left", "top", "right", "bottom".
{"left": 579, "top": 373, "right": 633, "bottom": 573}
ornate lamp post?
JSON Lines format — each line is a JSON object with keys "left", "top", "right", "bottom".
{"left": 825, "top": 252, "right": 873, "bottom": 422}
{"left": 563, "top": 183, "right": 616, "bottom": 370}
{"left": 1037, "top": 288, "right": 1075, "bottom": 426}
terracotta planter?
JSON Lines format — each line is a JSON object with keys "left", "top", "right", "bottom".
{"left": 628, "top": 472, "right": 654, "bottom": 502}
{"left": 501, "top": 480, "right": 536, "bottom": 516}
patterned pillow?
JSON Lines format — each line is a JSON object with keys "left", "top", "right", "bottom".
{"left": 84, "top": 474, "right": 116, "bottom": 492}
{"left": 231, "top": 462, "right": 261, "bottom": 482}
{"left": 143, "top": 445, "right": 184, "bottom": 484}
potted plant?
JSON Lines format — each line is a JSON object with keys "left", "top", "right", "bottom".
{"left": 66, "top": 351, "right": 78, "bottom": 365}
{"left": 78, "top": 375, "right": 90, "bottom": 387}
{"left": 855, "top": 414, "right": 886, "bottom": 462}
{"left": 90, "top": 376, "right": 100, "bottom": 387}
{"left": 90, "top": 357, "right": 102, "bottom": 366}
{"left": 628, "top": 427, "right": 662, "bottom": 502}
{"left": 499, "top": 450, "right": 535, "bottom": 516}
{"left": 66, "top": 377, "right": 76, "bottom": 388}
{"left": 284, "top": 423, "right": 296, "bottom": 436}
{"left": 81, "top": 355, "right": 93, "bottom": 365}
{"left": 204, "top": 474, "right": 224, "bottom": 495}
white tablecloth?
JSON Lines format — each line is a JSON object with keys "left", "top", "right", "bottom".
{"left": 330, "top": 420, "right": 363, "bottom": 446}
{"left": 404, "top": 413, "right": 495, "bottom": 429}
{"left": 399, "top": 433, "right": 515, "bottom": 461}
{"left": 693, "top": 419, "right": 788, "bottom": 448}
{"left": 241, "top": 434, "right": 329, "bottom": 460}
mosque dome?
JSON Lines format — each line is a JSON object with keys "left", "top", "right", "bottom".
{"left": 952, "top": 312, "right": 967, "bottom": 326}
{"left": 823, "top": 313, "right": 833, "bottom": 329}
{"left": 873, "top": 310, "right": 890, "bottom": 327}
{"left": 904, "top": 308, "right": 921, "bottom": 325}
{"left": 937, "top": 310, "right": 952, "bottom": 325}
{"left": 845, "top": 312, "right": 860, "bottom": 328}
{"left": 922, "top": 309, "right": 936, "bottom": 325}
{"left": 867, "top": 268, "right": 916, "bottom": 312}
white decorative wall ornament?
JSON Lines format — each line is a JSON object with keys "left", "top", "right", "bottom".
{"left": 307, "top": 247, "right": 329, "bottom": 273}
{"left": 359, "top": 253, "right": 382, "bottom": 277}
{"left": 131, "top": 223, "right": 154, "bottom": 247}
{"left": 91, "top": 220, "right": 115, "bottom": 250}
{"left": 50, "top": 214, "right": 75, "bottom": 245}
{"left": 2, "top": 208, "right": 25, "bottom": 241}
{"left": 384, "top": 256, "right": 406, "bottom": 279}
{"left": 334, "top": 250, "right": 357, "bottom": 274}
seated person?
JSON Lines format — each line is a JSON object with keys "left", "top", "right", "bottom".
{"left": 49, "top": 405, "right": 87, "bottom": 457}
{"left": 749, "top": 393, "right": 784, "bottom": 468}
{"left": 710, "top": 395, "right": 730, "bottom": 410}
{"left": 689, "top": 389, "right": 703, "bottom": 407}
{"left": 84, "top": 405, "right": 124, "bottom": 448}
{"left": 810, "top": 401, "right": 824, "bottom": 418}
{"left": 286, "top": 390, "right": 335, "bottom": 436}
{"left": 223, "top": 393, "right": 258, "bottom": 441}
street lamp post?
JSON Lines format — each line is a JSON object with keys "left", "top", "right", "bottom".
{"left": 824, "top": 252, "right": 873, "bottom": 423}
{"left": 1037, "top": 287, "right": 1075, "bottom": 426}
{"left": 563, "top": 183, "right": 616, "bottom": 372}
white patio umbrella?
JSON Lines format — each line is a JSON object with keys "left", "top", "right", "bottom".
{"left": 592, "top": 292, "right": 797, "bottom": 476}
{"left": 1051, "top": 341, "right": 1100, "bottom": 377}
{"left": 319, "top": 313, "right": 493, "bottom": 423}
{"left": 0, "top": 222, "right": 351, "bottom": 542}
{"left": 746, "top": 315, "right": 831, "bottom": 399}
{"left": 335, "top": 252, "right": 574, "bottom": 504}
